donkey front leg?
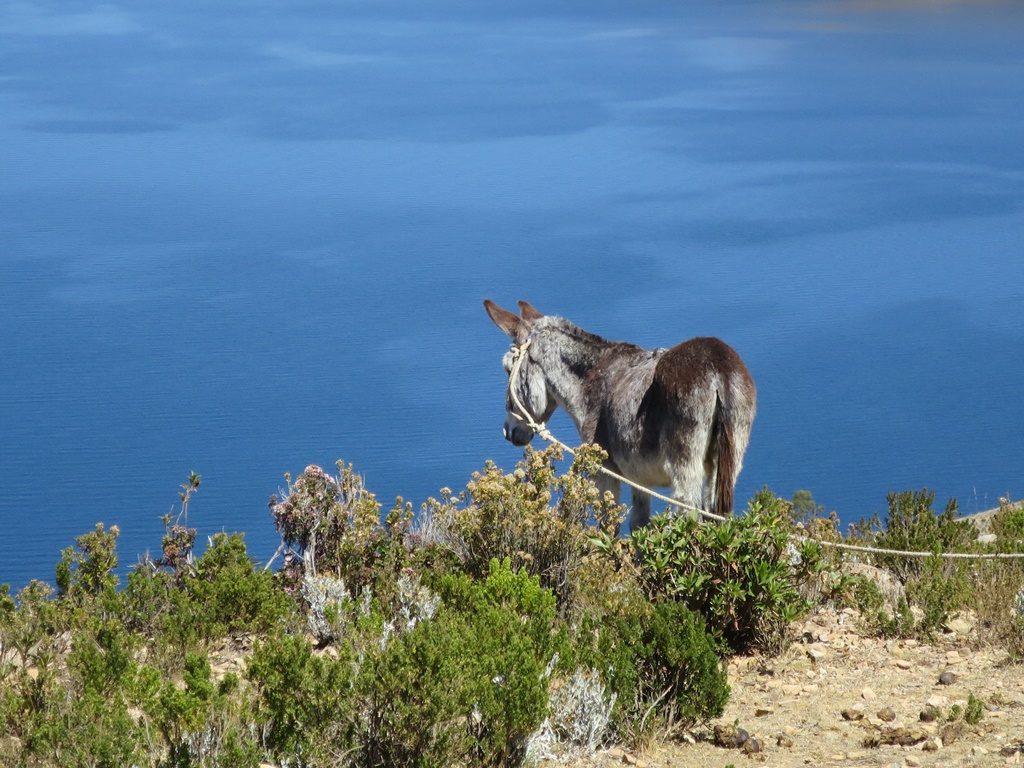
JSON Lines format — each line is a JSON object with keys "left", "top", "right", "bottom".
{"left": 630, "top": 488, "right": 651, "bottom": 532}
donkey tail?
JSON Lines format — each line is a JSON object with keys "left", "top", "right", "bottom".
{"left": 712, "top": 395, "right": 734, "bottom": 519}
{"left": 711, "top": 375, "right": 756, "bottom": 519}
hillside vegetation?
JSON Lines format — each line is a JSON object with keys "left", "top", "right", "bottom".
{"left": 1, "top": 445, "right": 1022, "bottom": 767}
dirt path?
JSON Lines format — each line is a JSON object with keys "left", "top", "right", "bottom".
{"left": 552, "top": 608, "right": 1024, "bottom": 768}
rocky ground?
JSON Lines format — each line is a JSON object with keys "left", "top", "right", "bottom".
{"left": 550, "top": 607, "right": 1024, "bottom": 768}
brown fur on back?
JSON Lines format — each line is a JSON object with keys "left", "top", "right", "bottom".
{"left": 654, "top": 337, "right": 756, "bottom": 517}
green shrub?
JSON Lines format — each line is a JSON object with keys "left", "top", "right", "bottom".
{"left": 970, "top": 558, "right": 1024, "bottom": 657}
{"left": 270, "top": 463, "right": 412, "bottom": 606}
{"left": 845, "top": 556, "right": 969, "bottom": 641}
{"left": 632, "top": 488, "right": 822, "bottom": 654}
{"left": 870, "top": 490, "right": 976, "bottom": 582}
{"left": 643, "top": 601, "right": 729, "bottom": 728}
{"left": 566, "top": 598, "right": 728, "bottom": 744}
{"left": 844, "top": 574, "right": 912, "bottom": 638}
{"left": 248, "top": 634, "right": 357, "bottom": 767}
{"left": 437, "top": 557, "right": 558, "bottom": 660}
{"left": 965, "top": 692, "right": 985, "bottom": 725}
{"left": 434, "top": 560, "right": 554, "bottom": 766}
{"left": 138, "top": 653, "right": 260, "bottom": 768}
{"left": 991, "top": 499, "right": 1024, "bottom": 544}
{"left": 905, "top": 554, "right": 971, "bottom": 637}
{"left": 419, "top": 444, "right": 624, "bottom": 616}
{"left": 125, "top": 533, "right": 296, "bottom": 653}
{"left": 55, "top": 522, "right": 120, "bottom": 600}
{"left": 186, "top": 533, "right": 294, "bottom": 637}
{"left": 1, "top": 606, "right": 150, "bottom": 768}
{"left": 358, "top": 600, "right": 549, "bottom": 768}
{"left": 40, "top": 693, "right": 142, "bottom": 768}
{"left": 846, "top": 490, "right": 981, "bottom": 639}
{"left": 248, "top": 559, "right": 555, "bottom": 768}
{"left": 358, "top": 613, "right": 471, "bottom": 768}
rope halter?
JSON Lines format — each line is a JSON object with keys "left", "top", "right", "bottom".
{"left": 506, "top": 339, "right": 552, "bottom": 441}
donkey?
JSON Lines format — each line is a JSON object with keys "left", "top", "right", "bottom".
{"left": 484, "top": 299, "right": 756, "bottom": 531}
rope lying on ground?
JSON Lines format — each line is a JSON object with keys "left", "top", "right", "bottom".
{"left": 506, "top": 341, "right": 1024, "bottom": 561}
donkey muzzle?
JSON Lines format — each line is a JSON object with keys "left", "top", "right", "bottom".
{"left": 503, "top": 421, "right": 534, "bottom": 446}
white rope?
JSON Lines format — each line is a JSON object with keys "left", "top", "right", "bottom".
{"left": 506, "top": 341, "right": 1024, "bottom": 561}
{"left": 805, "top": 537, "right": 1024, "bottom": 560}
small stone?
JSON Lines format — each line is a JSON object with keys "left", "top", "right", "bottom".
{"left": 712, "top": 724, "right": 749, "bottom": 749}
{"left": 927, "top": 694, "right": 949, "bottom": 709}
{"left": 755, "top": 707, "right": 773, "bottom": 717}
{"left": 945, "top": 617, "right": 972, "bottom": 636}
{"left": 842, "top": 707, "right": 865, "bottom": 721}
{"left": 904, "top": 756, "right": 921, "bottom": 767}
{"left": 802, "top": 684, "right": 819, "bottom": 693}
{"left": 923, "top": 737, "right": 942, "bottom": 752}
{"left": 878, "top": 706, "right": 896, "bottom": 722}
{"left": 807, "top": 647, "right": 827, "bottom": 663}
{"left": 894, "top": 659, "right": 912, "bottom": 670}
{"left": 938, "top": 671, "right": 958, "bottom": 686}
{"left": 974, "top": 746, "right": 989, "bottom": 756}
{"left": 940, "top": 721, "right": 964, "bottom": 745}
{"left": 945, "top": 650, "right": 961, "bottom": 662}
{"left": 904, "top": 638, "right": 919, "bottom": 648}
{"left": 877, "top": 726, "right": 928, "bottom": 746}
{"left": 742, "top": 737, "right": 763, "bottom": 754}
{"left": 782, "top": 684, "right": 802, "bottom": 696}
{"left": 606, "top": 747, "right": 625, "bottom": 759}
{"left": 861, "top": 687, "right": 877, "bottom": 701}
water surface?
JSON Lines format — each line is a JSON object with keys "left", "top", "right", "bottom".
{"left": 2, "top": 0, "right": 1023, "bottom": 588}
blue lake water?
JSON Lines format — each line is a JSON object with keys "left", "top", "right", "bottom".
{"left": 2, "top": 0, "right": 1023, "bottom": 590}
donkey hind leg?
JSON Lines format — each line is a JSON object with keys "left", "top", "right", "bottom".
{"left": 663, "top": 421, "right": 712, "bottom": 524}
{"left": 668, "top": 439, "right": 709, "bottom": 522}
{"left": 629, "top": 487, "right": 651, "bottom": 532}
{"left": 702, "top": 449, "right": 719, "bottom": 518}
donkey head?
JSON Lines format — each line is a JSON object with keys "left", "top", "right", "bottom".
{"left": 484, "top": 299, "right": 555, "bottom": 446}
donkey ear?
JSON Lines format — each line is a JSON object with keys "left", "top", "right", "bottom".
{"left": 517, "top": 301, "right": 544, "bottom": 322}
{"left": 484, "top": 299, "right": 521, "bottom": 338}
